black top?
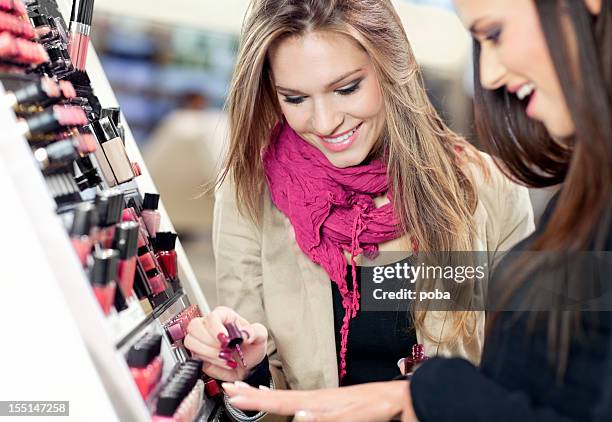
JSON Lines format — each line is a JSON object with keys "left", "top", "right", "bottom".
{"left": 411, "top": 194, "right": 612, "bottom": 421}
{"left": 331, "top": 263, "right": 417, "bottom": 386}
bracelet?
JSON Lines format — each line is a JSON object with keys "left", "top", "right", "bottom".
{"left": 223, "top": 377, "right": 275, "bottom": 422}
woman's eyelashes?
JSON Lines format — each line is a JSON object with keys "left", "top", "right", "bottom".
{"left": 281, "top": 79, "right": 363, "bottom": 105}
{"left": 484, "top": 27, "right": 502, "bottom": 44}
{"left": 335, "top": 79, "right": 363, "bottom": 96}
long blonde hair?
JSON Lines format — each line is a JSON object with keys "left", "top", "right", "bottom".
{"left": 219, "top": 0, "right": 484, "bottom": 345}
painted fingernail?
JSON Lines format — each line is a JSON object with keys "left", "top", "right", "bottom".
{"left": 227, "top": 360, "right": 238, "bottom": 369}
{"left": 217, "top": 333, "right": 229, "bottom": 347}
{"left": 219, "top": 351, "right": 233, "bottom": 360}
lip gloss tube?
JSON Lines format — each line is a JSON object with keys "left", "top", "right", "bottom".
{"left": 95, "top": 189, "right": 124, "bottom": 249}
{"left": 141, "top": 193, "right": 160, "bottom": 238}
{"left": 91, "top": 249, "right": 119, "bottom": 315}
{"left": 112, "top": 221, "right": 139, "bottom": 299}
{"left": 69, "top": 202, "right": 98, "bottom": 266}
{"left": 153, "top": 232, "right": 178, "bottom": 281}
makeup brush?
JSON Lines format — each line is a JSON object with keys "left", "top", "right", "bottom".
{"left": 224, "top": 322, "right": 247, "bottom": 367}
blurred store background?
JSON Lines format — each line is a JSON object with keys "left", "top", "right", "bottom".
{"left": 91, "top": 0, "right": 553, "bottom": 308}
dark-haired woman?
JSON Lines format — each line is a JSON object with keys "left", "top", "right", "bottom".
{"left": 221, "top": 0, "right": 612, "bottom": 420}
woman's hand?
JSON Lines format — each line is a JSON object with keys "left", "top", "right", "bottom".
{"left": 185, "top": 306, "right": 268, "bottom": 382}
{"left": 222, "top": 380, "right": 418, "bottom": 422}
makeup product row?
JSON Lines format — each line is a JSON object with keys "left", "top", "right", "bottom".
{"left": 68, "top": 190, "right": 183, "bottom": 316}
{"left": 127, "top": 332, "right": 164, "bottom": 400}
{"left": 163, "top": 305, "right": 202, "bottom": 360}
{"left": 153, "top": 359, "right": 205, "bottom": 422}
{"left": 3, "top": 75, "right": 139, "bottom": 206}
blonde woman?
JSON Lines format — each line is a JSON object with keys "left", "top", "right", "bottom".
{"left": 185, "top": 0, "right": 533, "bottom": 418}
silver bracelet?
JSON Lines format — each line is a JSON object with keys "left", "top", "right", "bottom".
{"left": 223, "top": 377, "right": 275, "bottom": 422}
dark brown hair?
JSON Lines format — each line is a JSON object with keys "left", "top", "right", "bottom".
{"left": 475, "top": 0, "right": 612, "bottom": 374}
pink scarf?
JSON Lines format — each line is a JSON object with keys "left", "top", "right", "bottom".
{"left": 263, "top": 122, "right": 400, "bottom": 379}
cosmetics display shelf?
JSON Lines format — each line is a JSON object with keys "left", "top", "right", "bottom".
{"left": 0, "top": 0, "right": 220, "bottom": 419}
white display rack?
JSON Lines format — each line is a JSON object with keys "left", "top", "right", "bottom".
{"left": 0, "top": 1, "right": 212, "bottom": 420}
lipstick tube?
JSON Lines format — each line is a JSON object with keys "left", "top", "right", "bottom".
{"left": 141, "top": 193, "right": 160, "bottom": 238}
{"left": 34, "top": 139, "right": 78, "bottom": 173}
{"left": 153, "top": 232, "right": 178, "bottom": 281}
{"left": 91, "top": 249, "right": 119, "bottom": 315}
{"left": 69, "top": 202, "right": 98, "bottom": 266}
{"left": 112, "top": 221, "right": 139, "bottom": 299}
{"left": 2, "top": 76, "right": 60, "bottom": 109}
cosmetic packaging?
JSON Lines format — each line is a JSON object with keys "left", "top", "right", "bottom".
{"left": 112, "top": 221, "right": 139, "bottom": 298}
{"left": 95, "top": 189, "right": 124, "bottom": 249}
{"left": 67, "top": 0, "right": 93, "bottom": 70}
{"left": 91, "top": 249, "right": 119, "bottom": 315}
{"left": 69, "top": 202, "right": 98, "bottom": 266}
{"left": 16, "top": 104, "right": 87, "bottom": 138}
{"left": 34, "top": 139, "right": 78, "bottom": 173}
{"left": 146, "top": 268, "right": 167, "bottom": 295}
{"left": 154, "top": 231, "right": 178, "bottom": 281}
{"left": 141, "top": 193, "right": 160, "bottom": 238}
{"left": 154, "top": 359, "right": 203, "bottom": 419}
{"left": 92, "top": 117, "right": 135, "bottom": 185}
{"left": 85, "top": 122, "right": 117, "bottom": 187}
{"left": 127, "top": 332, "right": 163, "bottom": 399}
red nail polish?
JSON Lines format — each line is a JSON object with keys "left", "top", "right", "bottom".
{"left": 403, "top": 344, "right": 429, "bottom": 374}
{"left": 218, "top": 351, "right": 233, "bottom": 360}
{"left": 217, "top": 333, "right": 229, "bottom": 347}
{"left": 226, "top": 360, "right": 238, "bottom": 369}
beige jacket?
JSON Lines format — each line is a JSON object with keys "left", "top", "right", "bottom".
{"left": 213, "top": 153, "right": 534, "bottom": 391}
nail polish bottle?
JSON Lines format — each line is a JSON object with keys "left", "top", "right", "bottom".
{"left": 69, "top": 202, "right": 98, "bottom": 266}
{"left": 91, "top": 249, "right": 119, "bottom": 316}
{"left": 141, "top": 193, "right": 160, "bottom": 238}
{"left": 127, "top": 333, "right": 163, "bottom": 399}
{"left": 112, "top": 221, "right": 139, "bottom": 299}
{"left": 403, "top": 344, "right": 429, "bottom": 374}
{"left": 95, "top": 189, "right": 124, "bottom": 249}
{"left": 154, "top": 232, "right": 178, "bottom": 281}
{"left": 204, "top": 378, "right": 221, "bottom": 398}
{"left": 146, "top": 268, "right": 167, "bottom": 296}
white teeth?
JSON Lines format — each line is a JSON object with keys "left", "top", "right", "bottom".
{"left": 324, "top": 127, "right": 356, "bottom": 144}
{"left": 517, "top": 83, "right": 535, "bottom": 100}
